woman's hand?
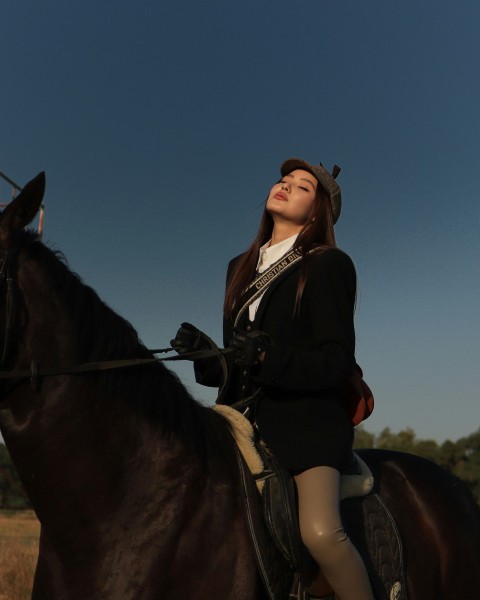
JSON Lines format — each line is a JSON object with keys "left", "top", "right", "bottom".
{"left": 170, "top": 322, "right": 207, "bottom": 356}
{"left": 229, "top": 329, "right": 270, "bottom": 366}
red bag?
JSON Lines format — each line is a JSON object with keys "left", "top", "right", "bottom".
{"left": 344, "top": 365, "right": 374, "bottom": 426}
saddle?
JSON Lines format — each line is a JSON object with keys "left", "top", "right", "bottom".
{"left": 258, "top": 441, "right": 407, "bottom": 600}
{"left": 216, "top": 405, "right": 407, "bottom": 600}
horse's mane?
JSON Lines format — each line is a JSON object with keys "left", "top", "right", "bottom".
{"left": 16, "top": 230, "right": 234, "bottom": 467}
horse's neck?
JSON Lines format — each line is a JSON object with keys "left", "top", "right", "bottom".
{"left": 2, "top": 254, "right": 201, "bottom": 533}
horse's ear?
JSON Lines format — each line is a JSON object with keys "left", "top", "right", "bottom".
{"left": 0, "top": 172, "right": 46, "bottom": 246}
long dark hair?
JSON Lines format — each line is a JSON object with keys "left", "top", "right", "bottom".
{"left": 224, "top": 183, "right": 336, "bottom": 319}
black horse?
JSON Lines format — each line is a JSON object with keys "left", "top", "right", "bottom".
{"left": 0, "top": 173, "right": 479, "bottom": 599}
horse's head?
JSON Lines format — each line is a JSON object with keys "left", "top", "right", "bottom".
{"left": 0, "top": 172, "right": 45, "bottom": 377}
{"left": 0, "top": 172, "right": 45, "bottom": 249}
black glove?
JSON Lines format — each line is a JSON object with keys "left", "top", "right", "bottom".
{"left": 229, "top": 329, "right": 271, "bottom": 366}
{"left": 170, "top": 322, "right": 207, "bottom": 356}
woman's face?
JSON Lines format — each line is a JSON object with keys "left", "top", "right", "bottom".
{"left": 266, "top": 169, "right": 317, "bottom": 226}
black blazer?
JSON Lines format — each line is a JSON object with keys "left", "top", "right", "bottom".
{"left": 196, "top": 247, "right": 356, "bottom": 405}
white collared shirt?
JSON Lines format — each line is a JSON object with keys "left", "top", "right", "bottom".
{"left": 248, "top": 233, "right": 298, "bottom": 321}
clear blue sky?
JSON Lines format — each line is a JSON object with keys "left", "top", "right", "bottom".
{"left": 1, "top": 1, "right": 479, "bottom": 442}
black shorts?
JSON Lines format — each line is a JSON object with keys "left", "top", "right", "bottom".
{"left": 255, "top": 393, "right": 354, "bottom": 473}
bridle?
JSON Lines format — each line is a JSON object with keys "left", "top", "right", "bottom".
{"left": 0, "top": 244, "right": 231, "bottom": 391}
{"left": 0, "top": 248, "right": 17, "bottom": 368}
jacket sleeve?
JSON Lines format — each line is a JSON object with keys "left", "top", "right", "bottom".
{"left": 192, "top": 317, "right": 232, "bottom": 388}
{"left": 193, "top": 343, "right": 225, "bottom": 388}
{"left": 255, "top": 250, "right": 356, "bottom": 392}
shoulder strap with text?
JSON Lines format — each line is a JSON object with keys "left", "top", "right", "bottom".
{"left": 233, "top": 248, "right": 302, "bottom": 327}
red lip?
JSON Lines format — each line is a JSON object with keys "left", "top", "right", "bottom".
{"left": 273, "top": 192, "right": 287, "bottom": 201}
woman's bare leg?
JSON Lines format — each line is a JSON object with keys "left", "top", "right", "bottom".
{"left": 294, "top": 466, "right": 374, "bottom": 600}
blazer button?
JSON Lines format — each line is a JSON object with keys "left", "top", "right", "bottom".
{"left": 246, "top": 324, "right": 252, "bottom": 332}
{"left": 241, "top": 385, "right": 246, "bottom": 391}
{"left": 242, "top": 370, "right": 247, "bottom": 377}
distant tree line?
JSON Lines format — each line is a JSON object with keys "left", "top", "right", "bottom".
{"left": 354, "top": 426, "right": 480, "bottom": 504}
{"left": 1, "top": 427, "right": 480, "bottom": 508}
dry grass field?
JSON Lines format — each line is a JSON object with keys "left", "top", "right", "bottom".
{"left": 0, "top": 510, "right": 39, "bottom": 600}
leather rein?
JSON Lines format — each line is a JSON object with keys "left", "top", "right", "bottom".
{"left": 0, "top": 347, "right": 232, "bottom": 387}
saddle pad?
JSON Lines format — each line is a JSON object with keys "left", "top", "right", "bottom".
{"left": 214, "top": 404, "right": 264, "bottom": 478}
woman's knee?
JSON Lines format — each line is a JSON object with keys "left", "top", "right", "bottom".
{"left": 300, "top": 525, "right": 348, "bottom": 561}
